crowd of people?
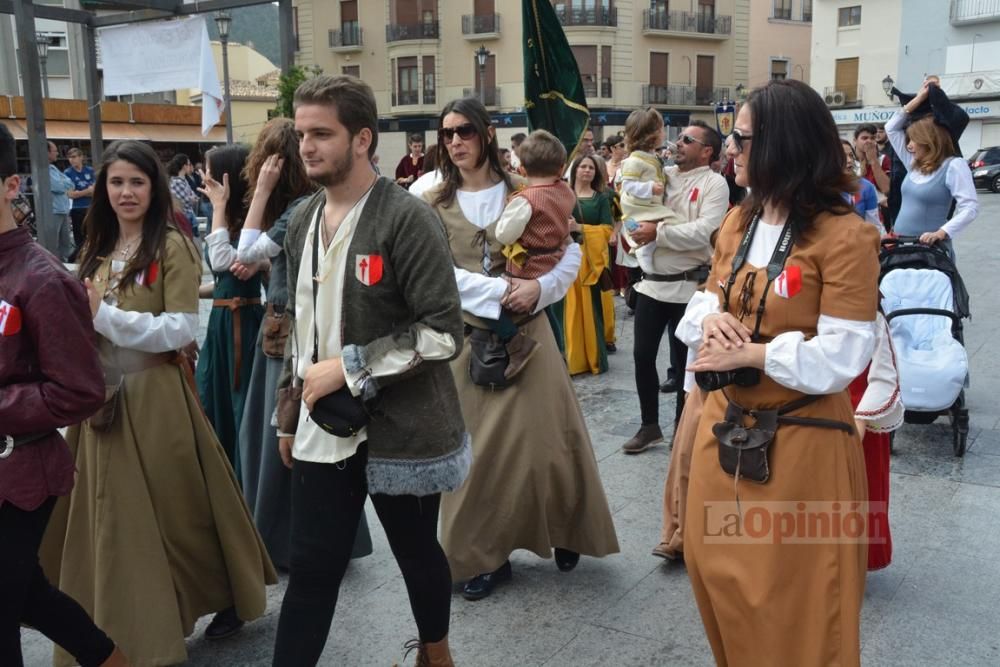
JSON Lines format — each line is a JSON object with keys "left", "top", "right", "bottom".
{"left": 0, "top": 72, "right": 980, "bottom": 667}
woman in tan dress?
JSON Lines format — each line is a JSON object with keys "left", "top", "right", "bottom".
{"left": 42, "top": 141, "right": 276, "bottom": 666}
{"left": 682, "top": 80, "right": 879, "bottom": 666}
{"left": 425, "top": 98, "right": 619, "bottom": 600}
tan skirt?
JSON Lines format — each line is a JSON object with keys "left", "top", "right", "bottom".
{"left": 657, "top": 388, "right": 705, "bottom": 557}
{"left": 684, "top": 388, "right": 867, "bottom": 667}
{"left": 41, "top": 362, "right": 277, "bottom": 667}
{"left": 440, "top": 315, "right": 619, "bottom": 580}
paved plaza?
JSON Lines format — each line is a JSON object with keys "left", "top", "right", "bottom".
{"left": 21, "top": 192, "right": 1000, "bottom": 666}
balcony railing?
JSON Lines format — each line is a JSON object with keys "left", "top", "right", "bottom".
{"left": 554, "top": 6, "right": 617, "bottom": 27}
{"left": 642, "top": 84, "right": 730, "bottom": 106}
{"left": 642, "top": 10, "right": 732, "bottom": 35}
{"left": 462, "top": 87, "right": 502, "bottom": 106}
{"left": 328, "top": 27, "right": 363, "bottom": 49}
{"left": 392, "top": 90, "right": 420, "bottom": 106}
{"left": 423, "top": 88, "right": 436, "bottom": 106}
{"left": 823, "top": 85, "right": 864, "bottom": 106}
{"left": 386, "top": 21, "right": 439, "bottom": 42}
{"left": 601, "top": 77, "right": 612, "bottom": 98}
{"left": 462, "top": 13, "right": 501, "bottom": 35}
{"left": 772, "top": 7, "right": 792, "bottom": 20}
{"left": 950, "top": 0, "right": 1000, "bottom": 23}
{"left": 582, "top": 80, "right": 598, "bottom": 98}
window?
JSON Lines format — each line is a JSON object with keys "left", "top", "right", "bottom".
{"left": 772, "top": 0, "right": 791, "bottom": 20}
{"left": 396, "top": 56, "right": 419, "bottom": 105}
{"left": 423, "top": 56, "right": 435, "bottom": 105}
{"left": 570, "top": 45, "right": 597, "bottom": 98}
{"left": 696, "top": 55, "right": 715, "bottom": 105}
{"left": 647, "top": 52, "right": 669, "bottom": 104}
{"left": 601, "top": 45, "right": 612, "bottom": 98}
{"left": 838, "top": 5, "right": 861, "bottom": 27}
{"left": 801, "top": 0, "right": 812, "bottom": 21}
{"left": 341, "top": 0, "right": 360, "bottom": 45}
{"left": 342, "top": 65, "right": 360, "bottom": 78}
{"left": 770, "top": 59, "right": 788, "bottom": 81}
{"left": 835, "top": 57, "right": 860, "bottom": 103}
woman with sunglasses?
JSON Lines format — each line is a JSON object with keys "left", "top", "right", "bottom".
{"left": 425, "top": 98, "right": 618, "bottom": 600}
{"left": 681, "top": 80, "right": 879, "bottom": 666}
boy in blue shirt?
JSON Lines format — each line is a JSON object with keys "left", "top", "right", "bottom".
{"left": 64, "top": 148, "right": 94, "bottom": 260}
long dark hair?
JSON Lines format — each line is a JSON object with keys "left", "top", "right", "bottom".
{"left": 206, "top": 144, "right": 250, "bottom": 238}
{"left": 431, "top": 97, "right": 513, "bottom": 208}
{"left": 78, "top": 141, "right": 179, "bottom": 288}
{"left": 570, "top": 154, "right": 607, "bottom": 193}
{"left": 739, "top": 79, "right": 854, "bottom": 232}
{"left": 242, "top": 118, "right": 315, "bottom": 232}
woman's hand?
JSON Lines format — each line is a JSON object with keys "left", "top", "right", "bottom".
{"left": 568, "top": 218, "right": 582, "bottom": 233}
{"left": 302, "top": 357, "right": 346, "bottom": 411}
{"left": 198, "top": 172, "right": 230, "bottom": 209}
{"left": 687, "top": 338, "right": 765, "bottom": 373}
{"left": 701, "top": 312, "right": 752, "bottom": 349}
{"left": 279, "top": 436, "right": 294, "bottom": 469}
{"left": 255, "top": 155, "right": 284, "bottom": 197}
{"left": 230, "top": 259, "right": 270, "bottom": 281}
{"left": 83, "top": 277, "right": 101, "bottom": 318}
{"left": 503, "top": 278, "right": 541, "bottom": 314}
{"left": 919, "top": 229, "right": 948, "bottom": 245}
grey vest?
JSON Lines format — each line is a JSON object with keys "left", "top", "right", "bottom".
{"left": 894, "top": 158, "right": 955, "bottom": 238}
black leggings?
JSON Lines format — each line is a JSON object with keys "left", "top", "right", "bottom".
{"left": 273, "top": 444, "right": 451, "bottom": 666}
{"left": 0, "top": 497, "right": 115, "bottom": 667}
{"left": 633, "top": 292, "right": 688, "bottom": 426}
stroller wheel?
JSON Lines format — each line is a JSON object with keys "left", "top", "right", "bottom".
{"left": 953, "top": 427, "right": 968, "bottom": 457}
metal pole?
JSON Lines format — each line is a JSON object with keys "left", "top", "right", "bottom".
{"left": 39, "top": 55, "right": 49, "bottom": 98}
{"left": 81, "top": 24, "right": 103, "bottom": 165}
{"left": 478, "top": 63, "right": 485, "bottom": 106}
{"left": 13, "top": 0, "right": 53, "bottom": 237}
{"left": 221, "top": 35, "right": 233, "bottom": 143}
{"left": 277, "top": 0, "right": 295, "bottom": 75}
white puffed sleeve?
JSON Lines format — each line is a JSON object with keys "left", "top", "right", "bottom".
{"left": 676, "top": 290, "right": 721, "bottom": 347}
{"left": 534, "top": 242, "right": 581, "bottom": 312}
{"left": 205, "top": 229, "right": 237, "bottom": 271}
{"left": 93, "top": 303, "right": 197, "bottom": 352}
{"left": 764, "top": 315, "right": 876, "bottom": 394}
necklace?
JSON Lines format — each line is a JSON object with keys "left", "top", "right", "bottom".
{"left": 115, "top": 235, "right": 141, "bottom": 260}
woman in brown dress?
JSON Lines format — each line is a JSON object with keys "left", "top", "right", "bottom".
{"left": 42, "top": 141, "right": 276, "bottom": 666}
{"left": 683, "top": 80, "right": 879, "bottom": 666}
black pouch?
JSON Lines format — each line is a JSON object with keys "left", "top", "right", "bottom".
{"left": 467, "top": 327, "right": 510, "bottom": 390}
{"left": 711, "top": 401, "right": 777, "bottom": 484}
{"left": 309, "top": 386, "right": 370, "bottom": 438}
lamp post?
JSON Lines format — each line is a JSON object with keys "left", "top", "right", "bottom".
{"left": 971, "top": 33, "right": 983, "bottom": 72}
{"left": 475, "top": 45, "right": 490, "bottom": 106}
{"left": 881, "top": 74, "right": 894, "bottom": 100}
{"left": 36, "top": 33, "right": 50, "bottom": 99}
{"left": 214, "top": 11, "right": 234, "bottom": 144}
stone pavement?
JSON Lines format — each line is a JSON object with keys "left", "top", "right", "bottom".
{"left": 22, "top": 192, "right": 1000, "bottom": 666}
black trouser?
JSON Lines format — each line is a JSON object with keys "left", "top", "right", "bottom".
{"left": 633, "top": 292, "right": 688, "bottom": 427}
{"left": 69, "top": 208, "right": 87, "bottom": 254}
{"left": 273, "top": 443, "right": 451, "bottom": 666}
{"left": 0, "top": 497, "right": 115, "bottom": 667}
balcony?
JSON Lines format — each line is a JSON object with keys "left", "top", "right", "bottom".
{"left": 462, "top": 87, "right": 502, "bottom": 107}
{"left": 554, "top": 5, "right": 617, "bottom": 27}
{"left": 642, "top": 84, "right": 730, "bottom": 107}
{"left": 462, "top": 14, "right": 501, "bottom": 39}
{"left": 642, "top": 10, "right": 732, "bottom": 39}
{"left": 769, "top": 7, "right": 812, "bottom": 22}
{"left": 386, "top": 21, "right": 439, "bottom": 42}
{"left": 950, "top": 0, "right": 1000, "bottom": 23}
{"left": 392, "top": 90, "right": 420, "bottom": 106}
{"left": 328, "top": 27, "right": 363, "bottom": 52}
{"left": 823, "top": 85, "right": 864, "bottom": 108}
{"left": 601, "top": 78, "right": 612, "bottom": 98}
{"left": 582, "top": 79, "right": 598, "bottom": 98}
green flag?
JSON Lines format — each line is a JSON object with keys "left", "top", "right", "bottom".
{"left": 522, "top": 0, "right": 591, "bottom": 162}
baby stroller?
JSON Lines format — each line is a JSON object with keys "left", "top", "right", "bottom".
{"left": 878, "top": 236, "right": 971, "bottom": 456}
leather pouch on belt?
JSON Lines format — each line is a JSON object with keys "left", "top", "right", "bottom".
{"left": 467, "top": 328, "right": 510, "bottom": 390}
{"left": 276, "top": 382, "right": 303, "bottom": 434}
{"left": 712, "top": 402, "right": 777, "bottom": 484}
{"left": 262, "top": 304, "right": 292, "bottom": 359}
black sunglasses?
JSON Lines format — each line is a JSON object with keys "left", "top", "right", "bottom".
{"left": 679, "top": 133, "right": 709, "bottom": 147}
{"left": 439, "top": 123, "right": 477, "bottom": 142}
{"left": 731, "top": 128, "right": 753, "bottom": 153}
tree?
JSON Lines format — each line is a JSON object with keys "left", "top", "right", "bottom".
{"left": 274, "top": 65, "right": 323, "bottom": 118}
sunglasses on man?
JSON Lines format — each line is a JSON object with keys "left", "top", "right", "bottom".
{"left": 438, "top": 123, "right": 477, "bottom": 142}
{"left": 678, "top": 133, "right": 709, "bottom": 147}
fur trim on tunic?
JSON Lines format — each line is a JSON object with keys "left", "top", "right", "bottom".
{"left": 367, "top": 434, "right": 472, "bottom": 496}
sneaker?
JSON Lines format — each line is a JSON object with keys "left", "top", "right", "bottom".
{"left": 622, "top": 424, "right": 663, "bottom": 454}
{"left": 504, "top": 331, "right": 540, "bottom": 380}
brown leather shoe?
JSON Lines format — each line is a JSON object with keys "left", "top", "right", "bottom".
{"left": 622, "top": 424, "right": 663, "bottom": 454}
{"left": 504, "top": 331, "right": 540, "bottom": 380}
{"left": 651, "top": 543, "right": 681, "bottom": 561}
{"left": 401, "top": 636, "right": 454, "bottom": 667}
{"left": 100, "top": 646, "right": 131, "bottom": 667}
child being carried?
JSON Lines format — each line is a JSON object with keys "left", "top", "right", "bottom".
{"left": 619, "top": 107, "right": 683, "bottom": 275}
{"left": 493, "top": 129, "right": 576, "bottom": 380}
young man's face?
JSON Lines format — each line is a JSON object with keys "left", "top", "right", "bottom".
{"left": 855, "top": 131, "right": 875, "bottom": 155}
{"left": 68, "top": 153, "right": 83, "bottom": 170}
{"left": 410, "top": 141, "right": 424, "bottom": 155}
{"left": 875, "top": 128, "right": 887, "bottom": 145}
{"left": 295, "top": 103, "right": 370, "bottom": 187}
{"left": 581, "top": 130, "right": 595, "bottom": 156}
{"left": 47, "top": 143, "right": 58, "bottom": 163}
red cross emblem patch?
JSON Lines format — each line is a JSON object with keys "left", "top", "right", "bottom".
{"left": 774, "top": 265, "right": 802, "bottom": 299}
{"left": 355, "top": 254, "right": 383, "bottom": 286}
{"left": 0, "top": 299, "right": 22, "bottom": 336}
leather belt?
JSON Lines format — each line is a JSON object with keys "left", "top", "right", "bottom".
{"left": 642, "top": 266, "right": 710, "bottom": 283}
{"left": 0, "top": 431, "right": 56, "bottom": 459}
{"left": 213, "top": 297, "right": 262, "bottom": 389}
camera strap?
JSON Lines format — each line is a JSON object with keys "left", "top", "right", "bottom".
{"left": 722, "top": 212, "right": 795, "bottom": 340}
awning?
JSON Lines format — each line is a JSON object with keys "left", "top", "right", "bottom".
{"left": 0, "top": 119, "right": 27, "bottom": 140}
{"left": 134, "top": 123, "right": 226, "bottom": 143}
{"left": 45, "top": 121, "right": 148, "bottom": 141}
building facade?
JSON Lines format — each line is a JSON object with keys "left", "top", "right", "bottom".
{"left": 747, "top": 0, "right": 812, "bottom": 89}
{"left": 292, "top": 0, "right": 749, "bottom": 159}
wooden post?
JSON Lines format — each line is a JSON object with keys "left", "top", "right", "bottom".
{"left": 81, "top": 23, "right": 103, "bottom": 165}
{"left": 13, "top": 0, "right": 52, "bottom": 236}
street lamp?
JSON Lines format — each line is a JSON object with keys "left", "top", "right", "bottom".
{"left": 475, "top": 45, "right": 490, "bottom": 106}
{"left": 881, "top": 74, "right": 894, "bottom": 99}
{"left": 36, "top": 33, "right": 50, "bottom": 99}
{"left": 971, "top": 33, "right": 983, "bottom": 73}
{"left": 214, "top": 11, "right": 234, "bottom": 144}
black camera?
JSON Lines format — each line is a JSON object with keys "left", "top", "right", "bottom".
{"left": 695, "top": 367, "right": 761, "bottom": 392}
